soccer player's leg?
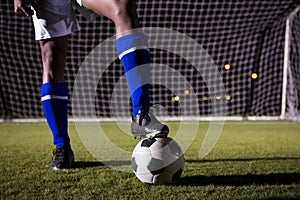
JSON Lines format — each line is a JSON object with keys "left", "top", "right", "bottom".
{"left": 31, "top": 0, "right": 80, "bottom": 169}
{"left": 115, "top": 33, "right": 169, "bottom": 139}
{"left": 81, "top": 0, "right": 169, "bottom": 138}
{"left": 39, "top": 36, "right": 74, "bottom": 170}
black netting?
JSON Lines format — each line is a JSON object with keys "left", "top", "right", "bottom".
{"left": 1, "top": 1, "right": 299, "bottom": 119}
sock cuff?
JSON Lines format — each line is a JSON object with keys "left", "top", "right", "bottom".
{"left": 40, "top": 83, "right": 68, "bottom": 99}
{"left": 116, "top": 33, "right": 149, "bottom": 59}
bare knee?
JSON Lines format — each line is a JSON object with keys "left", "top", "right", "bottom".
{"left": 113, "top": 0, "right": 130, "bottom": 17}
{"left": 111, "top": 0, "right": 140, "bottom": 30}
{"left": 82, "top": 0, "right": 140, "bottom": 33}
{"left": 39, "top": 38, "right": 67, "bottom": 83}
{"left": 41, "top": 45, "right": 54, "bottom": 68}
{"left": 39, "top": 44, "right": 53, "bottom": 82}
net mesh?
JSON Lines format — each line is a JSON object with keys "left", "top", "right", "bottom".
{"left": 1, "top": 0, "right": 300, "bottom": 120}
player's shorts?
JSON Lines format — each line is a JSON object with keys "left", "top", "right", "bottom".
{"left": 73, "top": 0, "right": 98, "bottom": 21}
{"left": 76, "top": 0, "right": 83, "bottom": 6}
{"left": 32, "top": 0, "right": 80, "bottom": 40}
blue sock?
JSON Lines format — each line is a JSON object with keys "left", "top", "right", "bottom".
{"left": 116, "top": 32, "right": 151, "bottom": 118}
{"left": 40, "top": 83, "right": 70, "bottom": 149}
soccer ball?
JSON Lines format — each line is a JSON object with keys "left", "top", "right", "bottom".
{"left": 131, "top": 137, "right": 184, "bottom": 185}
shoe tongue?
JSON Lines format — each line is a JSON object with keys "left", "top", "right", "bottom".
{"left": 138, "top": 112, "right": 150, "bottom": 126}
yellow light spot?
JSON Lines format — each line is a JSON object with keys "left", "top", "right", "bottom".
{"left": 251, "top": 73, "right": 258, "bottom": 79}
{"left": 216, "top": 96, "right": 221, "bottom": 100}
{"left": 224, "top": 64, "right": 231, "bottom": 70}
{"left": 226, "top": 95, "right": 231, "bottom": 100}
{"left": 203, "top": 96, "right": 208, "bottom": 101}
{"left": 184, "top": 89, "right": 190, "bottom": 95}
{"left": 172, "top": 96, "right": 180, "bottom": 102}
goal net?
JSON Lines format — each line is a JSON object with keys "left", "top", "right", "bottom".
{"left": 1, "top": 0, "right": 300, "bottom": 121}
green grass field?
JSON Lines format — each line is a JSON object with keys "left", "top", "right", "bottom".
{"left": 1, "top": 121, "right": 300, "bottom": 199}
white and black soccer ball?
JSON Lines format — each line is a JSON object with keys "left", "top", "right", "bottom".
{"left": 131, "top": 137, "right": 184, "bottom": 185}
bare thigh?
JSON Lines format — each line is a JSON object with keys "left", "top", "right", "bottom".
{"left": 81, "top": 0, "right": 140, "bottom": 36}
{"left": 39, "top": 36, "right": 68, "bottom": 83}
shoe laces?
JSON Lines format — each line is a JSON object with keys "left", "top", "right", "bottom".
{"left": 138, "top": 108, "right": 151, "bottom": 126}
{"left": 52, "top": 147, "right": 65, "bottom": 160}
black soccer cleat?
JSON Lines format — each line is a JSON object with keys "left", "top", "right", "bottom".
{"left": 50, "top": 146, "right": 74, "bottom": 170}
{"left": 131, "top": 108, "right": 169, "bottom": 139}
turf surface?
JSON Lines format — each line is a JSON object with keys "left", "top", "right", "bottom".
{"left": 0, "top": 121, "right": 300, "bottom": 199}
